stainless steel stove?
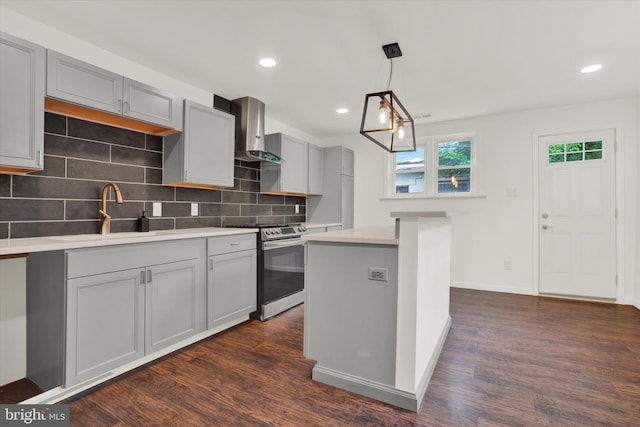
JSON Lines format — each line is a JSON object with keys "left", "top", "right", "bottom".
{"left": 228, "top": 223, "right": 309, "bottom": 320}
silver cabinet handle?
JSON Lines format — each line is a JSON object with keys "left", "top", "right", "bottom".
{"left": 229, "top": 242, "right": 241, "bottom": 246}
{"left": 147, "top": 269, "right": 152, "bottom": 283}
{"left": 140, "top": 270, "right": 146, "bottom": 284}
{"left": 117, "top": 99, "right": 122, "bottom": 113}
{"left": 542, "top": 225, "right": 548, "bottom": 230}
{"left": 36, "top": 150, "right": 43, "bottom": 166}
{"left": 123, "top": 101, "right": 129, "bottom": 113}
{"left": 209, "top": 259, "right": 213, "bottom": 271}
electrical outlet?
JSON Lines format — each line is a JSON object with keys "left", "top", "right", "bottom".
{"left": 368, "top": 267, "right": 388, "bottom": 282}
{"left": 152, "top": 202, "right": 162, "bottom": 217}
{"left": 504, "top": 260, "right": 513, "bottom": 270}
{"left": 191, "top": 203, "right": 198, "bottom": 216}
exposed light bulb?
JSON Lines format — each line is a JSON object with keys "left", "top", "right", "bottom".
{"left": 259, "top": 58, "right": 277, "bottom": 68}
{"left": 397, "top": 120, "right": 405, "bottom": 139}
{"left": 378, "top": 101, "right": 387, "bottom": 124}
{"left": 580, "top": 64, "right": 602, "bottom": 74}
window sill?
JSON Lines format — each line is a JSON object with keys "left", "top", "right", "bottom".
{"left": 379, "top": 194, "right": 487, "bottom": 201}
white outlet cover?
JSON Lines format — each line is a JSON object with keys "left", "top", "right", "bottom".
{"left": 152, "top": 202, "right": 162, "bottom": 217}
{"left": 191, "top": 203, "right": 198, "bottom": 216}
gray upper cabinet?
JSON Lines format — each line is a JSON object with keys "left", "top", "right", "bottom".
{"left": 47, "top": 50, "right": 182, "bottom": 130}
{"left": 0, "top": 32, "right": 45, "bottom": 173}
{"left": 261, "top": 133, "right": 309, "bottom": 195}
{"left": 163, "top": 100, "right": 235, "bottom": 188}
{"left": 307, "top": 146, "right": 355, "bottom": 229}
{"left": 308, "top": 143, "right": 324, "bottom": 195}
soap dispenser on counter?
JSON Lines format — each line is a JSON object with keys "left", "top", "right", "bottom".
{"left": 137, "top": 211, "right": 150, "bottom": 232}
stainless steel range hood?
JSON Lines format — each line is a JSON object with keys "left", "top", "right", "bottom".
{"left": 231, "top": 97, "right": 281, "bottom": 164}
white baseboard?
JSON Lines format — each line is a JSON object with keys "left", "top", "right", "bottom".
{"left": 22, "top": 315, "right": 250, "bottom": 404}
{"left": 451, "top": 280, "right": 535, "bottom": 296}
{"left": 312, "top": 316, "right": 452, "bottom": 412}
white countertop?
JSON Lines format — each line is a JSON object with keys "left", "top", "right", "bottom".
{"left": 302, "top": 222, "right": 343, "bottom": 229}
{"left": 0, "top": 227, "right": 257, "bottom": 256}
{"left": 390, "top": 210, "right": 467, "bottom": 218}
{"left": 302, "top": 226, "right": 397, "bottom": 246}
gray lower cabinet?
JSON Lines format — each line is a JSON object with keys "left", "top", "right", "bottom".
{"left": 164, "top": 100, "right": 235, "bottom": 188}
{"left": 66, "top": 268, "right": 145, "bottom": 387}
{"left": 27, "top": 239, "right": 206, "bottom": 390}
{"left": 0, "top": 32, "right": 45, "bottom": 173}
{"left": 46, "top": 50, "right": 182, "bottom": 130}
{"left": 207, "top": 234, "right": 257, "bottom": 328}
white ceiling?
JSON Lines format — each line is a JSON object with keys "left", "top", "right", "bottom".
{"left": 3, "top": 0, "right": 640, "bottom": 139}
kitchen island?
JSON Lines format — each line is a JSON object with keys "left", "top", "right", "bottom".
{"left": 302, "top": 211, "right": 462, "bottom": 411}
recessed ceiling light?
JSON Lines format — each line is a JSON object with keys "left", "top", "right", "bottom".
{"left": 336, "top": 108, "right": 349, "bottom": 114}
{"left": 580, "top": 64, "right": 603, "bottom": 74}
{"left": 259, "top": 57, "right": 277, "bottom": 68}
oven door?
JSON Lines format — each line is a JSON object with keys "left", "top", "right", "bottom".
{"left": 262, "top": 237, "right": 305, "bottom": 307}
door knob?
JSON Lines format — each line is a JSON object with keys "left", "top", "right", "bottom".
{"left": 541, "top": 213, "right": 549, "bottom": 219}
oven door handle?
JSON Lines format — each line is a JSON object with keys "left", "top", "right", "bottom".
{"left": 263, "top": 238, "right": 304, "bottom": 250}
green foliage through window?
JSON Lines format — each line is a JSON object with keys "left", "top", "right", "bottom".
{"left": 547, "top": 140, "right": 602, "bottom": 164}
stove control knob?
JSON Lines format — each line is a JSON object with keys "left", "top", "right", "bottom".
{"left": 276, "top": 228, "right": 282, "bottom": 234}
{"left": 300, "top": 225, "right": 307, "bottom": 232}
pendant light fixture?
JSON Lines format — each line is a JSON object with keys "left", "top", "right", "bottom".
{"left": 360, "top": 42, "right": 416, "bottom": 152}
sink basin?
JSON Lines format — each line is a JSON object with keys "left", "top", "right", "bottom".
{"left": 50, "top": 232, "right": 157, "bottom": 241}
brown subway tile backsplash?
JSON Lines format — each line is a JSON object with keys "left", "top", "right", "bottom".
{"left": 44, "top": 112, "right": 66, "bottom": 134}
{"left": 0, "top": 113, "right": 305, "bottom": 239}
{"left": 68, "top": 117, "right": 146, "bottom": 148}
{"left": 0, "top": 175, "right": 10, "bottom": 197}
{"left": 0, "top": 199, "right": 64, "bottom": 221}
{"left": 67, "top": 158, "right": 145, "bottom": 183}
{"left": 45, "top": 134, "right": 111, "bottom": 161}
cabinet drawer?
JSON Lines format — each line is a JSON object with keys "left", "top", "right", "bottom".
{"left": 67, "top": 239, "right": 204, "bottom": 279}
{"left": 207, "top": 233, "right": 256, "bottom": 256}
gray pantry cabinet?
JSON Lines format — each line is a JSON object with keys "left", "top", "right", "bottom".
{"left": 46, "top": 50, "right": 182, "bottom": 130}
{"left": 307, "top": 143, "right": 324, "bottom": 195}
{"left": 307, "top": 146, "right": 354, "bottom": 229}
{"left": 262, "top": 133, "right": 309, "bottom": 195}
{"left": 0, "top": 32, "right": 45, "bottom": 172}
{"left": 207, "top": 234, "right": 257, "bottom": 328}
{"left": 164, "top": 100, "right": 235, "bottom": 187}
{"left": 27, "top": 239, "right": 206, "bottom": 389}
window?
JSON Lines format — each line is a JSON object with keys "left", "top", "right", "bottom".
{"left": 395, "top": 147, "right": 425, "bottom": 194}
{"left": 437, "top": 140, "right": 471, "bottom": 193}
{"left": 387, "top": 134, "right": 476, "bottom": 198}
{"left": 548, "top": 140, "right": 603, "bottom": 163}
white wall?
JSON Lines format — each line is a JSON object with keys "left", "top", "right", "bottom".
{"left": 636, "top": 95, "right": 640, "bottom": 309}
{"left": 0, "top": 6, "right": 305, "bottom": 137}
{"left": 321, "top": 97, "right": 639, "bottom": 304}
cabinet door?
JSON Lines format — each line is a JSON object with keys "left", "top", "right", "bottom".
{"left": 208, "top": 250, "right": 257, "bottom": 329}
{"left": 144, "top": 258, "right": 203, "bottom": 354}
{"left": 66, "top": 268, "right": 144, "bottom": 387}
{"left": 0, "top": 33, "right": 45, "bottom": 171}
{"left": 123, "top": 78, "right": 182, "bottom": 130}
{"left": 308, "top": 144, "right": 324, "bottom": 195}
{"left": 341, "top": 175, "right": 354, "bottom": 229}
{"left": 281, "top": 135, "right": 309, "bottom": 194}
{"left": 47, "top": 50, "right": 123, "bottom": 114}
{"left": 182, "top": 100, "right": 234, "bottom": 187}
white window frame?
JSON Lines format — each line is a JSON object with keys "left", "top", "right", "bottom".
{"left": 383, "top": 132, "right": 478, "bottom": 199}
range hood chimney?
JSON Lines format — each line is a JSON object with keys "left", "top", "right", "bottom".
{"left": 231, "top": 97, "right": 281, "bottom": 164}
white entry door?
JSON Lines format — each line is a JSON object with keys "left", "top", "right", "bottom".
{"left": 538, "top": 129, "right": 616, "bottom": 299}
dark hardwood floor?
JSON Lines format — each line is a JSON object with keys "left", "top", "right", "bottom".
{"left": 27, "top": 289, "right": 640, "bottom": 425}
